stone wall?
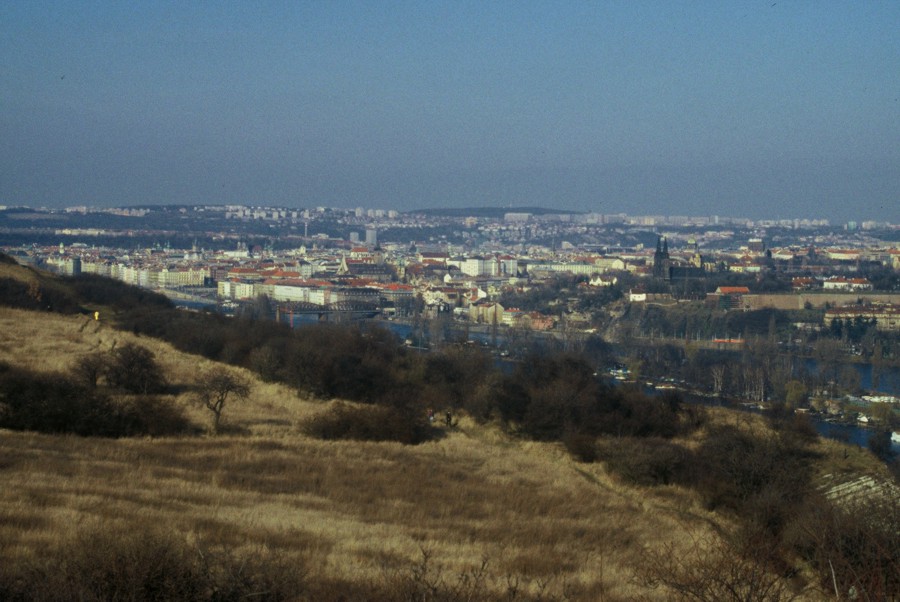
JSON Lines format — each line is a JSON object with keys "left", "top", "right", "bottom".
{"left": 742, "top": 292, "right": 900, "bottom": 311}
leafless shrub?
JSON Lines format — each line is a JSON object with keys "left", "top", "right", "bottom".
{"left": 116, "top": 394, "right": 192, "bottom": 436}
{"left": 563, "top": 431, "right": 598, "bottom": 463}
{"left": 71, "top": 351, "right": 106, "bottom": 389}
{"left": 304, "top": 401, "right": 431, "bottom": 444}
{"left": 195, "top": 540, "right": 308, "bottom": 602}
{"left": 105, "top": 342, "right": 167, "bottom": 394}
{"left": 12, "top": 526, "right": 205, "bottom": 601}
{"left": 375, "top": 547, "right": 579, "bottom": 602}
{"left": 0, "top": 525, "right": 308, "bottom": 602}
{"left": 637, "top": 531, "right": 801, "bottom": 602}
{"left": 598, "top": 437, "right": 689, "bottom": 486}
{"left": 786, "top": 490, "right": 900, "bottom": 602}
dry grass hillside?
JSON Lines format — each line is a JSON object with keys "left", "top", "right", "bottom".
{"left": 0, "top": 306, "right": 730, "bottom": 600}
{"left": 0, "top": 259, "right": 40, "bottom": 284}
{"left": 0, "top": 306, "right": 894, "bottom": 600}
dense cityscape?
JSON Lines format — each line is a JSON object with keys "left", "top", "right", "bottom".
{"left": 4, "top": 202, "right": 900, "bottom": 417}
{"left": 4, "top": 203, "right": 899, "bottom": 326}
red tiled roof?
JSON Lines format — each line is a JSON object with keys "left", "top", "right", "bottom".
{"left": 265, "top": 270, "right": 301, "bottom": 278}
{"left": 379, "top": 283, "right": 413, "bottom": 291}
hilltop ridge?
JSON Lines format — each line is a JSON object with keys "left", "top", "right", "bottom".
{"left": 409, "top": 206, "right": 582, "bottom": 218}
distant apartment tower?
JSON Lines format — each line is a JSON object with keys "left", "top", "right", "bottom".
{"left": 365, "top": 228, "right": 377, "bottom": 247}
{"left": 748, "top": 238, "right": 766, "bottom": 254}
{"left": 461, "top": 256, "right": 486, "bottom": 276}
{"left": 504, "top": 212, "right": 532, "bottom": 223}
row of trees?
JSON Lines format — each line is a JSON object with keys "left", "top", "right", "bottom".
{"left": 624, "top": 304, "right": 796, "bottom": 343}
{"left": 620, "top": 333, "right": 899, "bottom": 409}
{"left": 622, "top": 299, "right": 900, "bottom": 363}
{"left": 107, "top": 290, "right": 697, "bottom": 448}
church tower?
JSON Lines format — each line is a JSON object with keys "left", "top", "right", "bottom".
{"left": 653, "top": 236, "right": 670, "bottom": 280}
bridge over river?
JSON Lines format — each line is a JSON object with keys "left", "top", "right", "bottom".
{"left": 277, "top": 301, "right": 381, "bottom": 323}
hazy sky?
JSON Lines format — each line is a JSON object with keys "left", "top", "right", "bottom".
{"left": 2, "top": 1, "right": 899, "bottom": 222}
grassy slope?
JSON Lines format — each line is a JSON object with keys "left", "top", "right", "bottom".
{"left": 0, "top": 305, "right": 891, "bottom": 599}
{"left": 0, "top": 254, "right": 74, "bottom": 295}
{"left": 0, "top": 307, "right": 725, "bottom": 599}
{"left": 0, "top": 258, "right": 37, "bottom": 282}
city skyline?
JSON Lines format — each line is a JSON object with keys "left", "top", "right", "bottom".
{"left": 2, "top": 2, "right": 899, "bottom": 222}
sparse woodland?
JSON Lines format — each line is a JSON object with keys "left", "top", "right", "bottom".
{"left": 0, "top": 255, "right": 897, "bottom": 601}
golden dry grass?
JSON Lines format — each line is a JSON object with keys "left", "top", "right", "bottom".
{"left": 0, "top": 306, "right": 861, "bottom": 599}
{"left": 0, "top": 429, "right": 722, "bottom": 599}
{"left": 0, "top": 260, "right": 41, "bottom": 284}
{"left": 0, "top": 306, "right": 317, "bottom": 433}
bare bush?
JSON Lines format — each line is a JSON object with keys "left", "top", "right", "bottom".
{"left": 10, "top": 527, "right": 205, "bottom": 601}
{"left": 105, "top": 342, "right": 167, "bottom": 394}
{"left": 0, "top": 366, "right": 134, "bottom": 436}
{"left": 304, "top": 401, "right": 431, "bottom": 445}
{"left": 637, "top": 532, "right": 801, "bottom": 602}
{"left": 598, "top": 437, "right": 689, "bottom": 486}
{"left": 0, "top": 525, "right": 307, "bottom": 602}
{"left": 72, "top": 351, "right": 106, "bottom": 389}
{"left": 116, "top": 395, "right": 192, "bottom": 436}
{"left": 788, "top": 491, "right": 900, "bottom": 601}
{"left": 374, "top": 547, "right": 581, "bottom": 602}
{"left": 563, "top": 431, "right": 598, "bottom": 463}
{"left": 0, "top": 364, "right": 189, "bottom": 437}
{"left": 689, "top": 425, "right": 814, "bottom": 532}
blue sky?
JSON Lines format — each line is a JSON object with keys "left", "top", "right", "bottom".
{"left": 2, "top": 1, "right": 899, "bottom": 222}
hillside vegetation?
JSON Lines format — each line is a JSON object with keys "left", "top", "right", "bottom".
{"left": 0, "top": 256, "right": 897, "bottom": 600}
{"left": 0, "top": 307, "right": 721, "bottom": 600}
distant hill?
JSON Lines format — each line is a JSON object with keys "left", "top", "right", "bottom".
{"left": 409, "top": 206, "right": 583, "bottom": 218}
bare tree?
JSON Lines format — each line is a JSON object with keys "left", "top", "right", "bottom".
{"left": 813, "top": 338, "right": 843, "bottom": 396}
{"left": 192, "top": 368, "right": 251, "bottom": 433}
{"left": 711, "top": 365, "right": 726, "bottom": 397}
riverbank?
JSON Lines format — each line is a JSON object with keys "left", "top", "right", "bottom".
{"left": 641, "top": 383, "right": 900, "bottom": 458}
